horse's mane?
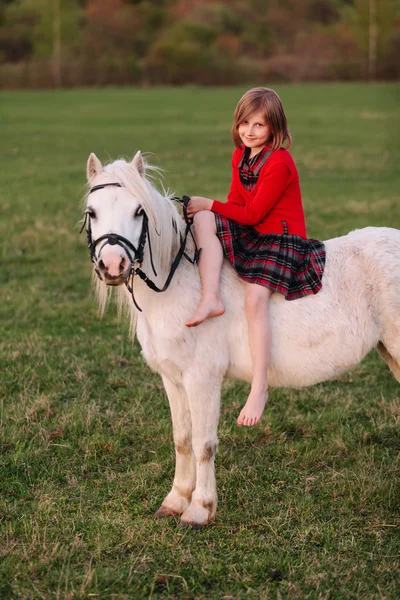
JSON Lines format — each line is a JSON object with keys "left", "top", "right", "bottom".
{"left": 90, "top": 157, "right": 183, "bottom": 331}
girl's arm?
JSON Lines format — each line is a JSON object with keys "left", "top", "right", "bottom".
{"left": 210, "top": 163, "right": 290, "bottom": 226}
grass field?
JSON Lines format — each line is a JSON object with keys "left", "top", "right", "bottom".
{"left": 1, "top": 84, "right": 400, "bottom": 599}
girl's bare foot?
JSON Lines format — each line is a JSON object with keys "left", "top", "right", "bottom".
{"left": 185, "top": 298, "right": 225, "bottom": 327}
{"left": 237, "top": 389, "right": 268, "bottom": 426}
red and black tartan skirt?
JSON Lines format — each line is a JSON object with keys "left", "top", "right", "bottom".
{"left": 215, "top": 215, "right": 326, "bottom": 301}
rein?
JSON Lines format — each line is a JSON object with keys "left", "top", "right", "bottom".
{"left": 80, "top": 183, "right": 200, "bottom": 311}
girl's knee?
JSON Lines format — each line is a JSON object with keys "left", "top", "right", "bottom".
{"left": 193, "top": 210, "right": 214, "bottom": 225}
{"left": 193, "top": 211, "right": 216, "bottom": 234}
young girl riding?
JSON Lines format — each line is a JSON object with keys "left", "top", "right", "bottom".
{"left": 185, "top": 87, "right": 325, "bottom": 427}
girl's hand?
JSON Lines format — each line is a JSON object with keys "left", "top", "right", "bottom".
{"left": 186, "top": 196, "right": 213, "bottom": 219}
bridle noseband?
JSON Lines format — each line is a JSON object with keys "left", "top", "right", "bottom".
{"left": 80, "top": 182, "right": 199, "bottom": 311}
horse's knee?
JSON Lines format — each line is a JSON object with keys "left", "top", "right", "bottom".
{"left": 174, "top": 434, "right": 192, "bottom": 456}
{"left": 192, "top": 439, "right": 218, "bottom": 463}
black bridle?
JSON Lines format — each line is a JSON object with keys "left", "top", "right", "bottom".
{"left": 80, "top": 183, "right": 200, "bottom": 311}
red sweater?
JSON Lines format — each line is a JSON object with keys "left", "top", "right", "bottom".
{"left": 211, "top": 146, "right": 307, "bottom": 238}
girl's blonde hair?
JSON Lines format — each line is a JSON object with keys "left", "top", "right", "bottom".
{"left": 231, "top": 87, "right": 292, "bottom": 151}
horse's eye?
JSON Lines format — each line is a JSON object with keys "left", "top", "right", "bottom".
{"left": 86, "top": 208, "right": 96, "bottom": 219}
{"left": 134, "top": 206, "right": 143, "bottom": 218}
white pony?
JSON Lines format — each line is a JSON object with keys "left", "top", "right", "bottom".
{"left": 83, "top": 151, "right": 400, "bottom": 527}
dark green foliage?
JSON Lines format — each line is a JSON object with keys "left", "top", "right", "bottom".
{"left": 0, "top": 0, "right": 399, "bottom": 86}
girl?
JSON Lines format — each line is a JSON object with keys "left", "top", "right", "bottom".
{"left": 185, "top": 87, "right": 325, "bottom": 427}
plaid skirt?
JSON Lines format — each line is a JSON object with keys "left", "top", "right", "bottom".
{"left": 215, "top": 215, "right": 326, "bottom": 301}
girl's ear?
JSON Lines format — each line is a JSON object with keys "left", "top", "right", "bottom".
{"left": 131, "top": 150, "right": 145, "bottom": 177}
{"left": 87, "top": 153, "right": 102, "bottom": 182}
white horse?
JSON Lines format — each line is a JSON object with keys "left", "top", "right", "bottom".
{"left": 82, "top": 151, "right": 400, "bottom": 527}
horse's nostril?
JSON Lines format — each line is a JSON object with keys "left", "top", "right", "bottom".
{"left": 98, "top": 259, "right": 106, "bottom": 271}
{"left": 119, "top": 257, "right": 128, "bottom": 273}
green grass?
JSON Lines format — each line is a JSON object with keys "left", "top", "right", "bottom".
{"left": 1, "top": 84, "right": 399, "bottom": 599}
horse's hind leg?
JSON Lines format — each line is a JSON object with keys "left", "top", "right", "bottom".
{"left": 377, "top": 342, "right": 400, "bottom": 382}
{"left": 155, "top": 375, "right": 196, "bottom": 518}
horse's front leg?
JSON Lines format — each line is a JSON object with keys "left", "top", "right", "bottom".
{"left": 180, "top": 369, "right": 222, "bottom": 527}
{"left": 155, "top": 375, "right": 196, "bottom": 518}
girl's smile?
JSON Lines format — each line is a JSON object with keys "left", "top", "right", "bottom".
{"left": 238, "top": 110, "right": 270, "bottom": 157}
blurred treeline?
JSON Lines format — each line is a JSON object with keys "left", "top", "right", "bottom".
{"left": 0, "top": 0, "right": 398, "bottom": 88}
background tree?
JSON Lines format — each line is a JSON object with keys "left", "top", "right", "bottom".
{"left": 0, "top": 0, "right": 399, "bottom": 87}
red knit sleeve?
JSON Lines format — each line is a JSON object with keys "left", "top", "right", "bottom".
{"left": 211, "top": 162, "right": 290, "bottom": 226}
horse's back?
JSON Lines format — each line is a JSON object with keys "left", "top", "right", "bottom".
{"left": 325, "top": 226, "right": 400, "bottom": 258}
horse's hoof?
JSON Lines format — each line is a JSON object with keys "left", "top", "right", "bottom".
{"left": 179, "top": 519, "right": 207, "bottom": 530}
{"left": 155, "top": 506, "right": 180, "bottom": 518}
{"left": 180, "top": 500, "right": 215, "bottom": 528}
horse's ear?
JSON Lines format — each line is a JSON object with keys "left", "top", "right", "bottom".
{"left": 87, "top": 153, "right": 102, "bottom": 182}
{"left": 131, "top": 150, "right": 145, "bottom": 177}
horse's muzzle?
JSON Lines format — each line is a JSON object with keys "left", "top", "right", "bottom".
{"left": 96, "top": 255, "right": 131, "bottom": 285}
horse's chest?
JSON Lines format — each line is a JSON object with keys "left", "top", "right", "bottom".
{"left": 136, "top": 317, "right": 188, "bottom": 383}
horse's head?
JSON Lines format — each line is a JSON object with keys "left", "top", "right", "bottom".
{"left": 84, "top": 151, "right": 152, "bottom": 286}
{"left": 83, "top": 151, "right": 181, "bottom": 297}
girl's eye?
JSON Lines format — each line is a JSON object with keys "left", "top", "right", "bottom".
{"left": 87, "top": 208, "right": 96, "bottom": 219}
{"left": 134, "top": 206, "right": 143, "bottom": 218}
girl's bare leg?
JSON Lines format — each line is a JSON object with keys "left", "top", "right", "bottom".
{"left": 237, "top": 284, "right": 272, "bottom": 426}
{"left": 186, "top": 211, "right": 225, "bottom": 327}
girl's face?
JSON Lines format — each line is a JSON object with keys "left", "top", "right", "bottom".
{"left": 238, "top": 110, "right": 270, "bottom": 155}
